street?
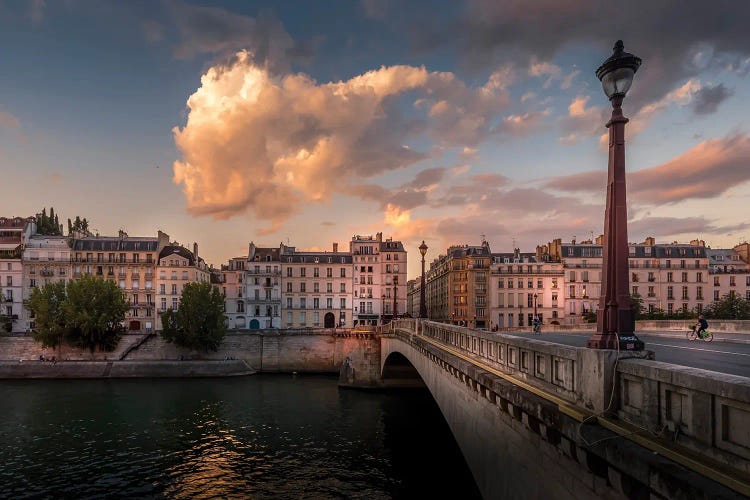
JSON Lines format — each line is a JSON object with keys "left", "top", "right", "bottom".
{"left": 506, "top": 331, "right": 750, "bottom": 378}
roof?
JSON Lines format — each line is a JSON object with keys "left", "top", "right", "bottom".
{"left": 448, "top": 245, "right": 491, "bottom": 258}
{"left": 283, "top": 252, "right": 354, "bottom": 264}
{"left": 560, "top": 242, "right": 706, "bottom": 259}
{"left": 158, "top": 245, "right": 195, "bottom": 265}
{"left": 250, "top": 247, "right": 281, "bottom": 262}
{"left": 0, "top": 217, "right": 33, "bottom": 229}
{"left": 72, "top": 237, "right": 158, "bottom": 252}
{"left": 379, "top": 240, "right": 405, "bottom": 252}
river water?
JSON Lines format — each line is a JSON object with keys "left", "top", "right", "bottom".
{"left": 0, "top": 375, "right": 481, "bottom": 499}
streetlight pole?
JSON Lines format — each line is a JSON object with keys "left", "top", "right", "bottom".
{"left": 381, "top": 294, "right": 385, "bottom": 325}
{"left": 533, "top": 293, "right": 538, "bottom": 320}
{"left": 587, "top": 40, "right": 644, "bottom": 351}
{"left": 419, "top": 241, "right": 428, "bottom": 319}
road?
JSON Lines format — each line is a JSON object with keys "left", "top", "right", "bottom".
{"left": 506, "top": 331, "right": 750, "bottom": 378}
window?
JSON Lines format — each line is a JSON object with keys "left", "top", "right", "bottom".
{"left": 314, "top": 282, "right": 320, "bottom": 293}
{"left": 182, "top": 271, "right": 188, "bottom": 280}
{"left": 171, "top": 271, "right": 177, "bottom": 280}
{"left": 301, "top": 268, "right": 306, "bottom": 277}
{"left": 159, "top": 284, "right": 165, "bottom": 294}
{"left": 300, "top": 283, "right": 306, "bottom": 293}
{"left": 498, "top": 280, "right": 504, "bottom": 289}
{"left": 327, "top": 268, "right": 333, "bottom": 278}
{"left": 697, "top": 286, "right": 703, "bottom": 300}
{"left": 314, "top": 268, "right": 319, "bottom": 278}
{"left": 681, "top": 272, "right": 688, "bottom": 282}
{"left": 160, "top": 298, "right": 166, "bottom": 310}
{"left": 172, "top": 298, "right": 178, "bottom": 309}
{"left": 730, "top": 276, "right": 736, "bottom": 286}
{"left": 340, "top": 298, "right": 346, "bottom": 309}
{"left": 537, "top": 279, "right": 542, "bottom": 289}
{"left": 340, "top": 268, "right": 346, "bottom": 278}
{"left": 632, "top": 286, "right": 638, "bottom": 295}
{"left": 237, "top": 301, "right": 245, "bottom": 313}
{"left": 714, "top": 276, "right": 720, "bottom": 286}
{"left": 286, "top": 282, "right": 292, "bottom": 293}
{"left": 552, "top": 279, "right": 557, "bottom": 289}
{"left": 314, "top": 298, "right": 319, "bottom": 309}
{"left": 300, "top": 298, "right": 307, "bottom": 309}
{"left": 714, "top": 290, "right": 720, "bottom": 301}
{"left": 569, "top": 285, "right": 575, "bottom": 298}
{"left": 132, "top": 280, "right": 139, "bottom": 290}
{"left": 682, "top": 286, "right": 688, "bottom": 300}
{"left": 119, "top": 280, "right": 125, "bottom": 289}
{"left": 667, "top": 272, "right": 673, "bottom": 282}
{"left": 632, "top": 272, "right": 638, "bottom": 282}
{"left": 667, "top": 286, "right": 674, "bottom": 300}
{"left": 340, "top": 283, "right": 346, "bottom": 293}
{"left": 667, "top": 303, "right": 673, "bottom": 314}
{"left": 145, "top": 280, "right": 152, "bottom": 290}
{"left": 171, "top": 284, "right": 177, "bottom": 295}
{"left": 327, "top": 283, "right": 333, "bottom": 293}
{"left": 286, "top": 297, "right": 292, "bottom": 308}
{"left": 327, "top": 298, "right": 333, "bottom": 309}
{"left": 697, "top": 272, "right": 703, "bottom": 283}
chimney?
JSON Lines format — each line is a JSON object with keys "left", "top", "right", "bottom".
{"left": 156, "top": 230, "right": 170, "bottom": 249}
{"left": 644, "top": 236, "right": 655, "bottom": 246}
{"left": 118, "top": 229, "right": 128, "bottom": 239}
{"left": 333, "top": 242, "right": 338, "bottom": 253}
{"left": 376, "top": 232, "right": 382, "bottom": 242}
{"left": 595, "top": 234, "right": 605, "bottom": 245}
{"left": 193, "top": 242, "right": 198, "bottom": 258}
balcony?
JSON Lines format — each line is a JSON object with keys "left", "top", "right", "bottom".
{"left": 40, "top": 270, "right": 54, "bottom": 277}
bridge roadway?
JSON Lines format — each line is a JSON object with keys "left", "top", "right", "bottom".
{"left": 506, "top": 331, "right": 750, "bottom": 377}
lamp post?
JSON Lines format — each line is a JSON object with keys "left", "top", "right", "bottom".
{"left": 393, "top": 283, "right": 397, "bottom": 319}
{"left": 419, "top": 241, "right": 428, "bottom": 319}
{"left": 533, "top": 293, "right": 538, "bottom": 321}
{"left": 587, "top": 40, "right": 644, "bottom": 351}
{"left": 381, "top": 294, "right": 386, "bottom": 325}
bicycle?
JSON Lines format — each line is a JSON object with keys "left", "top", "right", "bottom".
{"left": 687, "top": 325, "right": 713, "bottom": 342}
{"left": 532, "top": 322, "right": 542, "bottom": 334}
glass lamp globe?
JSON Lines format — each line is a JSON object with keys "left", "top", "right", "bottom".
{"left": 419, "top": 241, "right": 428, "bottom": 257}
{"left": 596, "top": 40, "right": 641, "bottom": 101}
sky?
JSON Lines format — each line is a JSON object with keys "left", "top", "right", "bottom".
{"left": 2, "top": 0, "right": 750, "bottom": 279}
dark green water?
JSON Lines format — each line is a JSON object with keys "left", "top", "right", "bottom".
{"left": 0, "top": 375, "right": 481, "bottom": 499}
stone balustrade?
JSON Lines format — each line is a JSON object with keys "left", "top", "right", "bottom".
{"left": 617, "top": 358, "right": 750, "bottom": 475}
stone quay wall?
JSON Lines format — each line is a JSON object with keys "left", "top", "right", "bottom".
{"left": 0, "top": 330, "right": 379, "bottom": 375}
{"left": 0, "top": 360, "right": 254, "bottom": 379}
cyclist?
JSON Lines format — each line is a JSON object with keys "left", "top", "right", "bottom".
{"left": 532, "top": 315, "right": 542, "bottom": 334}
{"left": 693, "top": 315, "right": 709, "bottom": 338}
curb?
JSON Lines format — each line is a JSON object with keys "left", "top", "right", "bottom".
{"left": 520, "top": 330, "right": 750, "bottom": 345}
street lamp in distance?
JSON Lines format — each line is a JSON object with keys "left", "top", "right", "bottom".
{"left": 419, "top": 241, "right": 428, "bottom": 319}
{"left": 381, "top": 294, "right": 386, "bottom": 325}
{"left": 587, "top": 40, "right": 644, "bottom": 351}
{"left": 533, "top": 293, "right": 538, "bottom": 321}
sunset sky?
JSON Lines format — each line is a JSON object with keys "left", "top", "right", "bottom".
{"left": 2, "top": 0, "right": 750, "bottom": 279}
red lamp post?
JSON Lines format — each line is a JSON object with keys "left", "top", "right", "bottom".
{"left": 419, "top": 241, "right": 428, "bottom": 319}
{"left": 587, "top": 41, "right": 644, "bottom": 351}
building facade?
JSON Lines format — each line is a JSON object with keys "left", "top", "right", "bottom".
{"left": 155, "top": 243, "right": 210, "bottom": 330}
{"left": 22, "top": 235, "right": 72, "bottom": 331}
{"left": 0, "top": 217, "right": 35, "bottom": 332}
{"left": 221, "top": 257, "right": 246, "bottom": 329}
{"left": 70, "top": 230, "right": 168, "bottom": 332}
{"left": 350, "top": 233, "right": 407, "bottom": 326}
{"left": 280, "top": 244, "right": 353, "bottom": 328}
{"left": 246, "top": 243, "right": 282, "bottom": 329}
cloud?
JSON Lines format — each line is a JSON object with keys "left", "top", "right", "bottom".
{"left": 628, "top": 216, "right": 750, "bottom": 241}
{"left": 167, "top": 1, "right": 313, "bottom": 71}
{"left": 560, "top": 69, "right": 580, "bottom": 90}
{"left": 413, "top": 0, "right": 750, "bottom": 110}
{"left": 0, "top": 111, "right": 20, "bottom": 130}
{"left": 173, "top": 52, "right": 516, "bottom": 229}
{"left": 692, "top": 83, "right": 733, "bottom": 115}
{"left": 528, "top": 58, "right": 561, "bottom": 88}
{"left": 545, "top": 133, "right": 750, "bottom": 205}
{"left": 495, "top": 109, "right": 550, "bottom": 136}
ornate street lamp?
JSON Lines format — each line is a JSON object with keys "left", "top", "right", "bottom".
{"left": 587, "top": 41, "right": 644, "bottom": 351}
{"left": 533, "top": 293, "right": 538, "bottom": 320}
{"left": 419, "top": 241, "right": 428, "bottom": 319}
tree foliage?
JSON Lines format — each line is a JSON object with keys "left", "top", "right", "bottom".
{"left": 26, "top": 276, "right": 129, "bottom": 352}
{"left": 0, "top": 291, "right": 12, "bottom": 333}
{"left": 67, "top": 215, "right": 91, "bottom": 236}
{"left": 161, "top": 281, "right": 226, "bottom": 352}
{"left": 703, "top": 293, "right": 750, "bottom": 320}
{"left": 35, "top": 207, "right": 63, "bottom": 236}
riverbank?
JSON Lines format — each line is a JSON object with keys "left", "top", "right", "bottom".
{"left": 0, "top": 359, "right": 255, "bottom": 379}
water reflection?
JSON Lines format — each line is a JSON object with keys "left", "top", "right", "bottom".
{"left": 0, "top": 376, "right": 480, "bottom": 499}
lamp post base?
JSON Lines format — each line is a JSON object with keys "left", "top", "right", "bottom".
{"left": 587, "top": 332, "right": 644, "bottom": 351}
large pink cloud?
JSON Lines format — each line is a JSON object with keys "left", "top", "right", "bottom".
{"left": 544, "top": 133, "right": 750, "bottom": 204}
{"left": 172, "top": 51, "right": 515, "bottom": 230}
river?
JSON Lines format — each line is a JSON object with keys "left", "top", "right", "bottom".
{"left": 0, "top": 375, "right": 481, "bottom": 499}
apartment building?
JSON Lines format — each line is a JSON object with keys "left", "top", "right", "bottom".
{"left": 246, "top": 243, "right": 282, "bottom": 329}
{"left": 155, "top": 243, "right": 210, "bottom": 330}
{"left": 350, "top": 233, "right": 407, "bottom": 326}
{"left": 0, "top": 217, "right": 35, "bottom": 332}
{"left": 22, "top": 235, "right": 72, "bottom": 331}
{"left": 707, "top": 246, "right": 750, "bottom": 304}
{"left": 490, "top": 250, "right": 565, "bottom": 329}
{"left": 70, "top": 230, "right": 168, "bottom": 331}
{"left": 222, "top": 257, "right": 246, "bottom": 329}
{"left": 281, "top": 244, "right": 353, "bottom": 328}
{"left": 419, "top": 241, "right": 491, "bottom": 328}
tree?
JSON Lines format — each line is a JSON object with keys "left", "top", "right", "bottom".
{"left": 0, "top": 292, "right": 11, "bottom": 333}
{"left": 630, "top": 293, "right": 644, "bottom": 320}
{"left": 27, "top": 281, "right": 68, "bottom": 348}
{"left": 63, "top": 275, "right": 129, "bottom": 352}
{"left": 704, "top": 293, "right": 750, "bottom": 320}
{"left": 161, "top": 281, "right": 227, "bottom": 352}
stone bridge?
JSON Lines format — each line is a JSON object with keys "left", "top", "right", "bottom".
{"left": 350, "top": 319, "right": 750, "bottom": 499}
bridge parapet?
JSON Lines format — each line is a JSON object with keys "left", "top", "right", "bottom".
{"left": 618, "top": 358, "right": 750, "bottom": 475}
{"left": 393, "top": 319, "right": 647, "bottom": 413}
